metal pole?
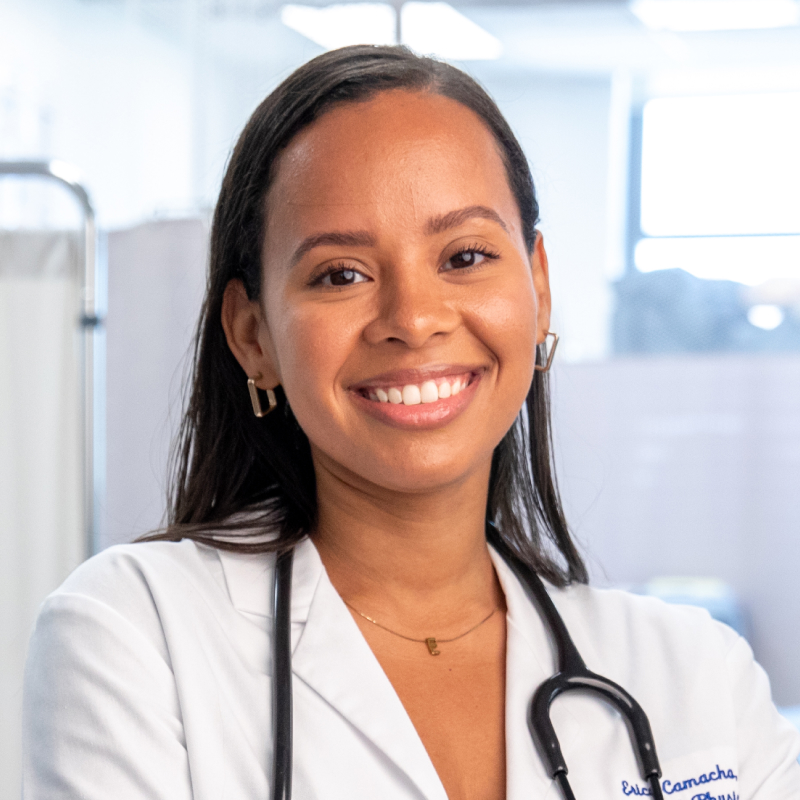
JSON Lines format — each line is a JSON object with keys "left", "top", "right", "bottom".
{"left": 393, "top": 0, "right": 403, "bottom": 44}
{"left": 0, "top": 160, "right": 101, "bottom": 560}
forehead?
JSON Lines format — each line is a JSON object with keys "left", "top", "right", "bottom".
{"left": 264, "top": 90, "right": 523, "bottom": 249}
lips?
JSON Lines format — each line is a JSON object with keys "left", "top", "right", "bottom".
{"left": 349, "top": 367, "right": 483, "bottom": 429}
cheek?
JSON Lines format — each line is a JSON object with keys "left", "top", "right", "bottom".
{"left": 266, "top": 299, "right": 362, "bottom": 416}
{"left": 472, "top": 275, "right": 539, "bottom": 391}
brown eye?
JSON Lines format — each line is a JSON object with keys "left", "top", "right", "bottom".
{"left": 446, "top": 250, "right": 488, "bottom": 271}
{"left": 330, "top": 269, "right": 356, "bottom": 285}
{"left": 317, "top": 266, "right": 369, "bottom": 287}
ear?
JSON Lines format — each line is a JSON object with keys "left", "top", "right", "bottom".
{"left": 220, "top": 279, "right": 280, "bottom": 388}
{"left": 531, "top": 231, "right": 552, "bottom": 344}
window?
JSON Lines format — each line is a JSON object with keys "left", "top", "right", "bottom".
{"left": 615, "top": 92, "right": 800, "bottom": 351}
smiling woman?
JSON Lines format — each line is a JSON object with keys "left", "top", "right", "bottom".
{"left": 163, "top": 47, "right": 577, "bottom": 588}
{"left": 21, "top": 45, "right": 800, "bottom": 800}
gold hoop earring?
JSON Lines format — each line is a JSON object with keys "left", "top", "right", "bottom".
{"left": 534, "top": 331, "right": 559, "bottom": 373}
{"left": 247, "top": 373, "right": 278, "bottom": 417}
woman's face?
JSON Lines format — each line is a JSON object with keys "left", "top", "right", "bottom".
{"left": 227, "top": 89, "right": 550, "bottom": 495}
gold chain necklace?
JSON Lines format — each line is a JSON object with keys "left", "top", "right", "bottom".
{"left": 343, "top": 599, "right": 498, "bottom": 656}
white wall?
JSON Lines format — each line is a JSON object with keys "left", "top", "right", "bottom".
{"left": 0, "top": 0, "right": 321, "bottom": 228}
{"left": 0, "top": 0, "right": 194, "bottom": 226}
{"left": 552, "top": 355, "right": 800, "bottom": 705}
{"left": 102, "top": 218, "right": 208, "bottom": 547}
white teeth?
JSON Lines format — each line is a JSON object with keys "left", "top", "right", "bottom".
{"left": 366, "top": 374, "right": 470, "bottom": 404}
{"left": 420, "top": 380, "right": 438, "bottom": 404}
{"left": 402, "top": 384, "right": 422, "bottom": 405}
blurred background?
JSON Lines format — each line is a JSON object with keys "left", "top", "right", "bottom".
{"left": 2, "top": 0, "right": 800, "bottom": 791}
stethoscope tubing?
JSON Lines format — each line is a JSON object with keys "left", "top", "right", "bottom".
{"left": 270, "top": 528, "right": 664, "bottom": 800}
{"left": 271, "top": 549, "right": 294, "bottom": 800}
{"left": 486, "top": 529, "right": 665, "bottom": 800}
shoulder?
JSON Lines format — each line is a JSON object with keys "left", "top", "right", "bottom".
{"left": 549, "top": 582, "right": 738, "bottom": 719}
{"left": 33, "top": 539, "right": 237, "bottom": 659}
{"left": 567, "top": 584, "right": 800, "bottom": 788}
{"left": 54, "top": 539, "right": 223, "bottom": 607}
{"left": 23, "top": 540, "right": 229, "bottom": 799}
{"left": 58, "top": 538, "right": 220, "bottom": 593}
{"left": 554, "top": 580, "right": 735, "bottom": 648}
{"left": 493, "top": 548, "right": 737, "bottom": 683}
{"left": 551, "top": 581, "right": 739, "bottom": 687}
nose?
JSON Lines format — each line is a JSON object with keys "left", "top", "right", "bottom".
{"left": 363, "top": 263, "right": 460, "bottom": 349}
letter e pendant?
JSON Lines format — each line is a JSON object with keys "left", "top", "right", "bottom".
{"left": 425, "top": 638, "right": 440, "bottom": 656}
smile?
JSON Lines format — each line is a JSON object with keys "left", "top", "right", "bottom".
{"left": 349, "top": 368, "right": 483, "bottom": 430}
{"left": 360, "top": 373, "right": 474, "bottom": 406}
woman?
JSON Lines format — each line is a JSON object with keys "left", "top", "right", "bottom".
{"left": 23, "top": 46, "right": 800, "bottom": 800}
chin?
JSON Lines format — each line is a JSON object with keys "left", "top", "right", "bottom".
{"left": 337, "top": 445, "right": 494, "bottom": 496}
{"left": 303, "top": 405, "right": 514, "bottom": 496}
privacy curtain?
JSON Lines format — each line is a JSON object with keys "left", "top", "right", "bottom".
{"left": 0, "top": 231, "right": 84, "bottom": 798}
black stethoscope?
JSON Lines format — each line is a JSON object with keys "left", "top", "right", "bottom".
{"left": 269, "top": 524, "right": 665, "bottom": 800}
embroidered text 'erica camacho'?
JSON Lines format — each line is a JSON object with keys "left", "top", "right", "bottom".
{"left": 621, "top": 765, "right": 738, "bottom": 796}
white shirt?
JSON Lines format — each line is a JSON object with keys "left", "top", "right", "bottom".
{"left": 22, "top": 536, "right": 800, "bottom": 799}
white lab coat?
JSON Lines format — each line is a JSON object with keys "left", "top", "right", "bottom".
{"left": 22, "top": 536, "right": 800, "bottom": 799}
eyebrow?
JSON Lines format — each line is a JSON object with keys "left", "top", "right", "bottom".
{"left": 290, "top": 230, "right": 377, "bottom": 267}
{"left": 289, "top": 205, "right": 507, "bottom": 267}
{"left": 425, "top": 205, "right": 508, "bottom": 235}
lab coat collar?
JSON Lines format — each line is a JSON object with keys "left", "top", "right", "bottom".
{"left": 218, "top": 537, "right": 591, "bottom": 800}
{"left": 216, "top": 537, "right": 319, "bottom": 624}
{"left": 219, "top": 539, "right": 448, "bottom": 797}
{"left": 290, "top": 542, "right": 450, "bottom": 800}
{"left": 489, "top": 547, "right": 559, "bottom": 799}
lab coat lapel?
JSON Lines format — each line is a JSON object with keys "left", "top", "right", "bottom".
{"left": 291, "top": 545, "right": 449, "bottom": 800}
{"left": 490, "top": 548, "right": 564, "bottom": 800}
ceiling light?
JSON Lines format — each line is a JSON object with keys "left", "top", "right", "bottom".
{"left": 630, "top": 0, "right": 800, "bottom": 31}
{"left": 748, "top": 304, "right": 784, "bottom": 330}
{"left": 280, "top": 3, "right": 396, "bottom": 50}
{"left": 401, "top": 2, "right": 503, "bottom": 60}
{"left": 280, "top": 3, "right": 502, "bottom": 61}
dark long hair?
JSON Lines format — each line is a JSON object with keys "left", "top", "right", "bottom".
{"left": 150, "top": 45, "right": 587, "bottom": 587}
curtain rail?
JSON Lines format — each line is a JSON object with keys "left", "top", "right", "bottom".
{"left": 0, "top": 160, "right": 101, "bottom": 560}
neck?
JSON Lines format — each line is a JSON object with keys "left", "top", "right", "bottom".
{"left": 311, "top": 453, "right": 500, "bottom": 625}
